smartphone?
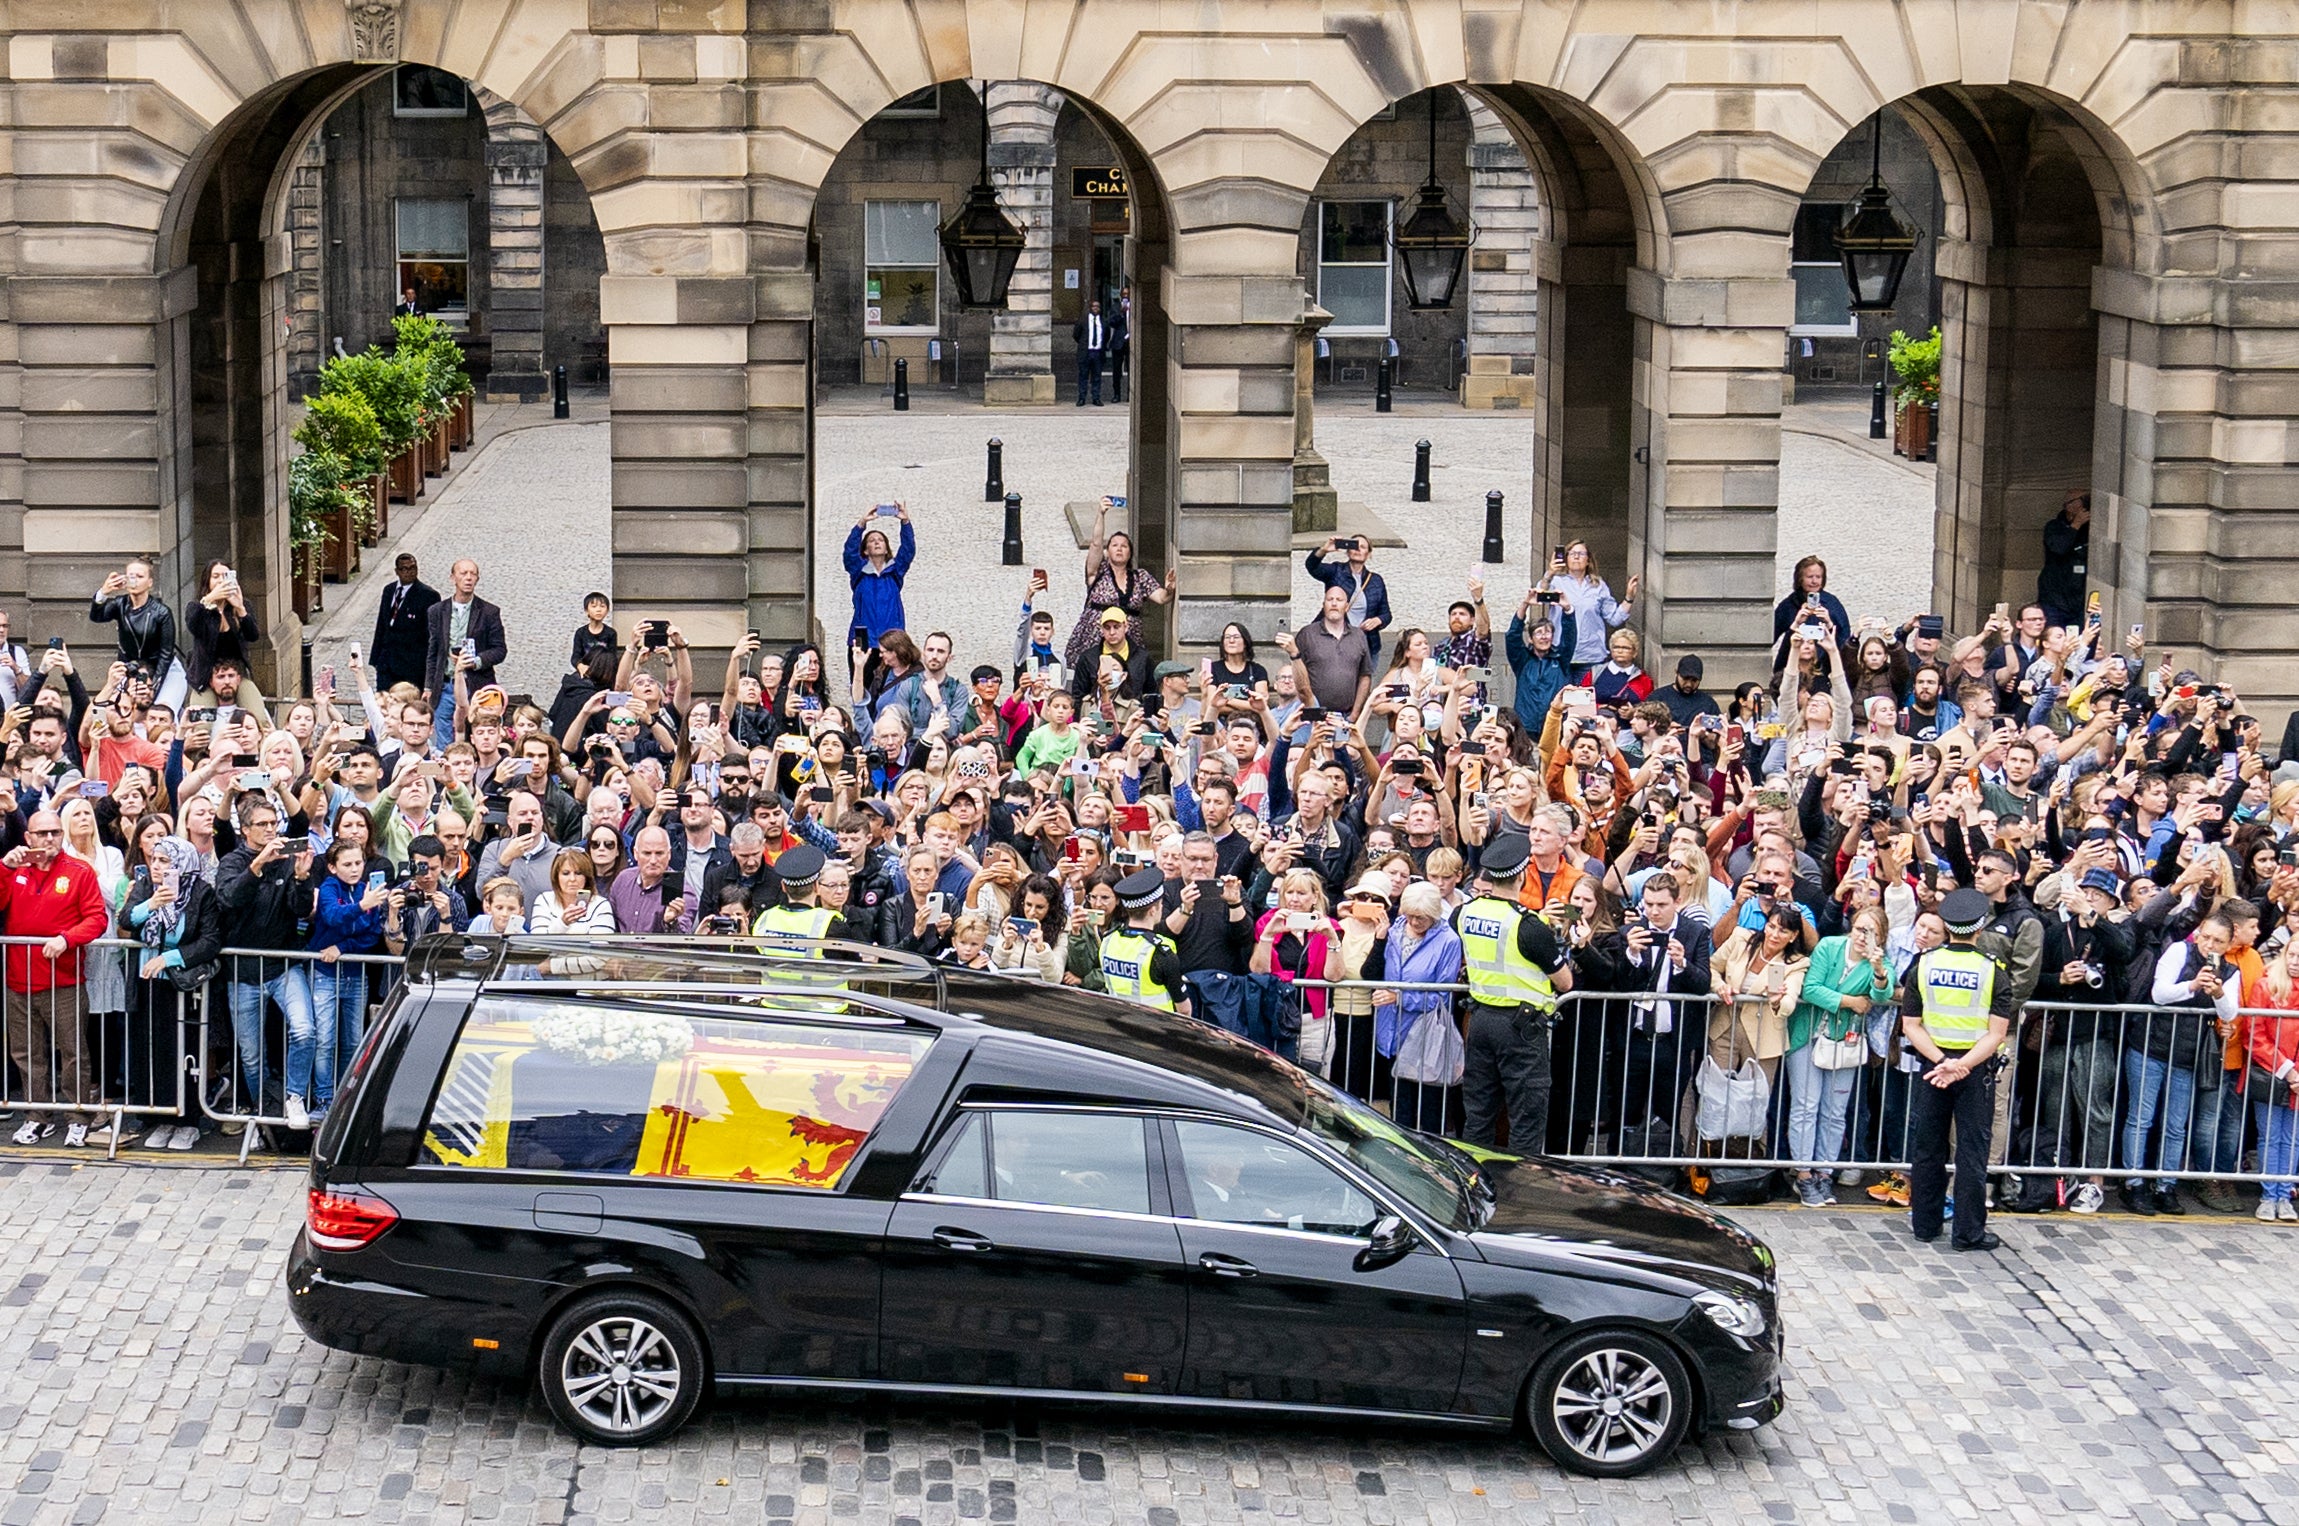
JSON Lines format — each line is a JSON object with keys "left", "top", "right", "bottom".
{"left": 927, "top": 892, "right": 948, "bottom": 917}
{"left": 1062, "top": 836, "right": 1083, "bottom": 863}
{"left": 2128, "top": 622, "right": 2145, "bottom": 645}
{"left": 460, "top": 638, "right": 478, "bottom": 660}
{"left": 317, "top": 665, "right": 335, "bottom": 692}
{"left": 643, "top": 620, "right": 669, "bottom": 650}
{"left": 366, "top": 871, "right": 387, "bottom": 894}
{"left": 2086, "top": 590, "right": 2103, "bottom": 617}
{"left": 1561, "top": 687, "right": 1597, "bottom": 720}
{"left": 808, "top": 785, "right": 834, "bottom": 804}
{"left": 1286, "top": 911, "right": 1317, "bottom": 934}
{"left": 1550, "top": 544, "right": 1567, "bottom": 567}
{"left": 875, "top": 502, "right": 900, "bottom": 517}
{"left": 1992, "top": 601, "right": 2010, "bottom": 623}
{"left": 82, "top": 779, "right": 110, "bottom": 798}
{"left": 1914, "top": 615, "right": 1945, "bottom": 640}
{"left": 849, "top": 624, "right": 869, "bottom": 648}
{"left": 183, "top": 708, "right": 216, "bottom": 725}
{"left": 1460, "top": 666, "right": 1490, "bottom": 684}
{"left": 503, "top": 759, "right": 536, "bottom": 780}
{"left": 1029, "top": 567, "right": 1047, "bottom": 585}
{"left": 1192, "top": 720, "right": 1217, "bottom": 736}
{"left": 234, "top": 770, "right": 269, "bottom": 791}
{"left": 1110, "top": 496, "right": 1127, "bottom": 510}
{"left": 604, "top": 691, "right": 634, "bottom": 709}
{"left": 1005, "top": 917, "right": 1038, "bottom": 940}
{"left": 276, "top": 837, "right": 311, "bottom": 856}
{"left": 46, "top": 636, "right": 64, "bottom": 651}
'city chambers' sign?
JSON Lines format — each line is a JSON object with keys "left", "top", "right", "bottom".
{"left": 1072, "top": 166, "right": 1127, "bottom": 199}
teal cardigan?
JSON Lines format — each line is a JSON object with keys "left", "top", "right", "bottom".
{"left": 1786, "top": 933, "right": 1895, "bottom": 1051}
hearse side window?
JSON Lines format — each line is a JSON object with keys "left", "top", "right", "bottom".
{"left": 420, "top": 998, "right": 932, "bottom": 1189}
{"left": 934, "top": 1110, "right": 1151, "bottom": 1215}
{"left": 1170, "top": 1120, "right": 1379, "bottom": 1236}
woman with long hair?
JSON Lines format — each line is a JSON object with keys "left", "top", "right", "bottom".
{"left": 1065, "top": 496, "right": 1174, "bottom": 668}
{"left": 1252, "top": 868, "right": 1342, "bottom": 1065}
{"left": 584, "top": 824, "right": 627, "bottom": 886}
{"left": 965, "top": 842, "right": 1030, "bottom": 923}
{"left": 1553, "top": 876, "right": 1627, "bottom": 1153}
{"left": 2242, "top": 937, "right": 2299, "bottom": 1222}
{"left": 531, "top": 849, "right": 617, "bottom": 934}
{"left": 58, "top": 797, "right": 131, "bottom": 1143}
{"left": 843, "top": 503, "right": 915, "bottom": 649}
{"left": 1695, "top": 908, "right": 1811, "bottom": 1146}
{"left": 1781, "top": 905, "right": 1894, "bottom": 1205}
{"left": 1540, "top": 540, "right": 1637, "bottom": 672}
{"left": 1207, "top": 622, "right": 1269, "bottom": 720}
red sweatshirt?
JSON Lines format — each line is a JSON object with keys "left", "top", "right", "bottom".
{"left": 0, "top": 852, "right": 110, "bottom": 993}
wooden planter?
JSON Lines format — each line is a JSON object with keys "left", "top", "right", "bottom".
{"left": 452, "top": 393, "right": 475, "bottom": 450}
{"left": 388, "top": 444, "right": 422, "bottom": 504}
{"left": 367, "top": 472, "right": 388, "bottom": 543}
{"left": 1893, "top": 398, "right": 1935, "bottom": 460}
{"left": 292, "top": 540, "right": 320, "bottom": 622}
{"left": 322, "top": 498, "right": 358, "bottom": 582}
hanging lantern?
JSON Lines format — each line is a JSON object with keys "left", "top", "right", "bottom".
{"left": 939, "top": 87, "right": 1028, "bottom": 309}
{"left": 1834, "top": 114, "right": 1921, "bottom": 314}
{"left": 1392, "top": 93, "right": 1473, "bottom": 311}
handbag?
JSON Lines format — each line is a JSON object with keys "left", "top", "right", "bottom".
{"left": 164, "top": 958, "right": 220, "bottom": 993}
{"left": 2249, "top": 1064, "right": 2297, "bottom": 1111}
{"left": 1392, "top": 1004, "right": 1465, "bottom": 1086}
{"left": 1810, "top": 1028, "right": 1870, "bottom": 1071}
{"left": 1694, "top": 1054, "right": 1770, "bottom": 1141}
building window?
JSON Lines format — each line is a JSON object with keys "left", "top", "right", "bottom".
{"left": 879, "top": 85, "right": 942, "bottom": 118}
{"left": 1318, "top": 200, "right": 1392, "bottom": 336}
{"left": 1789, "top": 202, "right": 1859, "bottom": 336}
{"left": 394, "top": 65, "right": 470, "bottom": 117}
{"left": 397, "top": 198, "right": 470, "bottom": 317}
{"left": 864, "top": 199, "right": 940, "bottom": 334}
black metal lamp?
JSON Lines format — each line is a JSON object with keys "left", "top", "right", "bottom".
{"left": 939, "top": 86, "right": 1027, "bottom": 309}
{"left": 1392, "top": 92, "right": 1473, "bottom": 310}
{"left": 1834, "top": 113, "right": 1921, "bottom": 313}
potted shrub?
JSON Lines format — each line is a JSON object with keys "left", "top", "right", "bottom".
{"left": 294, "top": 391, "right": 386, "bottom": 548}
{"left": 1888, "top": 325, "right": 1941, "bottom": 461}
{"left": 323, "top": 349, "right": 426, "bottom": 504}
{"left": 288, "top": 448, "right": 362, "bottom": 616}
{"left": 392, "top": 315, "right": 472, "bottom": 471}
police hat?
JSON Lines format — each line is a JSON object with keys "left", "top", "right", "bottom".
{"left": 775, "top": 845, "right": 825, "bottom": 889}
{"left": 1114, "top": 867, "right": 1167, "bottom": 910}
{"left": 1939, "top": 887, "right": 1991, "bottom": 934}
{"left": 1479, "top": 834, "right": 1531, "bottom": 878}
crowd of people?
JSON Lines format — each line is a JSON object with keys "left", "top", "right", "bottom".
{"left": 2, "top": 492, "right": 2297, "bottom": 1249}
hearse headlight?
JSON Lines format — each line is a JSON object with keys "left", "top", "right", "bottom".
{"left": 1692, "top": 1289, "right": 1767, "bottom": 1338}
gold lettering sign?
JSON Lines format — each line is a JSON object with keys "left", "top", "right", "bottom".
{"left": 1072, "top": 166, "right": 1129, "bottom": 199}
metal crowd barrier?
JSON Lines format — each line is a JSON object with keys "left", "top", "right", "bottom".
{"left": 197, "top": 948, "right": 408, "bottom": 1163}
{"left": 0, "top": 935, "right": 196, "bottom": 1159}
{"left": 1289, "top": 978, "right": 2299, "bottom": 1195}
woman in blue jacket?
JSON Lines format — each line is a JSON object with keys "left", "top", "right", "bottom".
{"left": 308, "top": 839, "right": 390, "bottom": 1124}
{"left": 843, "top": 502, "right": 916, "bottom": 648}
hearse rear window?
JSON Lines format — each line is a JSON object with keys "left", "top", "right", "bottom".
{"left": 421, "top": 999, "right": 932, "bottom": 1189}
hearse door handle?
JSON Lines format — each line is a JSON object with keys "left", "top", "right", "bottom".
{"left": 1198, "top": 1252, "right": 1259, "bottom": 1279}
{"left": 932, "top": 1227, "right": 995, "bottom": 1254}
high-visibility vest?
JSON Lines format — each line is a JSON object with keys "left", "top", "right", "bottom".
{"left": 1101, "top": 927, "right": 1178, "bottom": 1011}
{"left": 1456, "top": 895, "right": 1559, "bottom": 1012}
{"left": 1916, "top": 945, "right": 1997, "bottom": 1050}
{"left": 751, "top": 902, "right": 846, "bottom": 1009}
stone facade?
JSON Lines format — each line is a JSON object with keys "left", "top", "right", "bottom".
{"left": 0, "top": 1, "right": 2289, "bottom": 725}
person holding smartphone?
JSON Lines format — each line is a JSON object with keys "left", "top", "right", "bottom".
{"left": 1304, "top": 534, "right": 1394, "bottom": 664}
{"left": 306, "top": 840, "right": 390, "bottom": 1126}
{"left": 421, "top": 558, "right": 507, "bottom": 748}
{"left": 843, "top": 501, "right": 915, "bottom": 649}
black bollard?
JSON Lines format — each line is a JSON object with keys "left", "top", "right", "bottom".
{"left": 1870, "top": 380, "right": 1887, "bottom": 439}
{"left": 1375, "top": 358, "right": 1393, "bottom": 413}
{"left": 1411, "top": 438, "right": 1432, "bottom": 503}
{"left": 1001, "top": 491, "right": 1024, "bottom": 567}
{"left": 1481, "top": 490, "right": 1505, "bottom": 564}
{"left": 892, "top": 357, "right": 909, "bottom": 411}
{"left": 985, "top": 437, "right": 1004, "bottom": 502}
{"left": 552, "top": 364, "right": 569, "bottom": 420}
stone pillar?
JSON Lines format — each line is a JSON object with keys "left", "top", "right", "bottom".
{"left": 983, "top": 81, "right": 1058, "bottom": 405}
{"left": 1167, "top": 246, "right": 1305, "bottom": 655}
{"left": 1291, "top": 304, "right": 1336, "bottom": 532}
{"left": 481, "top": 93, "right": 549, "bottom": 402}
{"left": 1631, "top": 267, "right": 1793, "bottom": 681}
{"left": 284, "top": 136, "right": 327, "bottom": 400}
{"left": 1463, "top": 96, "right": 1539, "bottom": 407}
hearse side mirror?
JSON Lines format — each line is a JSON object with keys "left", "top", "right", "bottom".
{"left": 1354, "top": 1214, "right": 1415, "bottom": 1272}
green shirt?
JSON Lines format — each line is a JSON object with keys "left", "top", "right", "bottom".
{"left": 1014, "top": 723, "right": 1082, "bottom": 778}
{"left": 1786, "top": 932, "right": 1894, "bottom": 1051}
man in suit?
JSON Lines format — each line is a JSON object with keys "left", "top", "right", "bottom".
{"left": 1107, "top": 285, "right": 1132, "bottom": 404}
{"left": 370, "top": 553, "right": 440, "bottom": 691}
{"left": 422, "top": 557, "right": 508, "bottom": 747}
{"left": 1072, "top": 298, "right": 1108, "bottom": 407}
{"left": 395, "top": 287, "right": 420, "bottom": 318}
{"left": 1616, "top": 871, "right": 1715, "bottom": 1149}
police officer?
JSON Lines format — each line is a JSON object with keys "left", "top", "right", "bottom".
{"left": 1452, "top": 836, "right": 1575, "bottom": 1151}
{"left": 1901, "top": 888, "right": 2020, "bottom": 1250}
{"left": 1101, "top": 868, "right": 1191, "bottom": 1017}
{"left": 751, "top": 846, "right": 851, "bottom": 942}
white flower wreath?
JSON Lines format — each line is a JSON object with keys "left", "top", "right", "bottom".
{"left": 530, "top": 1007, "right": 694, "bottom": 1068}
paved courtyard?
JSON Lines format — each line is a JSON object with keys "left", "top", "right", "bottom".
{"left": 0, "top": 1158, "right": 2292, "bottom": 1525}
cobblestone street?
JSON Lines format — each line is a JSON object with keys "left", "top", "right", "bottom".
{"left": 1, "top": 1158, "right": 2292, "bottom": 1525}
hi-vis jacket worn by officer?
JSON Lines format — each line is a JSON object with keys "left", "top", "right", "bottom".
{"left": 1452, "top": 894, "right": 1563, "bottom": 1012}
{"left": 1101, "top": 927, "right": 1180, "bottom": 1011}
{"left": 1908, "top": 945, "right": 2003, "bottom": 1051}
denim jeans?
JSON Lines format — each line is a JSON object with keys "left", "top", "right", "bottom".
{"left": 1783, "top": 1042, "right": 1860, "bottom": 1167}
{"left": 430, "top": 684, "right": 459, "bottom": 752}
{"left": 226, "top": 966, "right": 314, "bottom": 1110}
{"left": 2254, "top": 1100, "right": 2299, "bottom": 1204}
{"left": 2122, "top": 1050, "right": 2198, "bottom": 1186}
{"left": 2184, "top": 1068, "right": 2247, "bottom": 1176}
{"left": 2034, "top": 1033, "right": 2121, "bottom": 1172}
{"left": 309, "top": 961, "right": 368, "bottom": 1108}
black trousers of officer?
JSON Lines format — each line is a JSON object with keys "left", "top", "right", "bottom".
{"left": 1462, "top": 1004, "right": 1550, "bottom": 1153}
{"left": 1909, "top": 1053, "right": 1998, "bottom": 1243}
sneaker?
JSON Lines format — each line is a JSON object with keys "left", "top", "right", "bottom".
{"left": 2119, "top": 1182, "right": 2157, "bottom": 1216}
{"left": 166, "top": 1125, "right": 200, "bottom": 1152}
{"left": 1868, "top": 1173, "right": 1911, "bottom": 1207}
{"left": 2154, "top": 1185, "right": 2186, "bottom": 1216}
{"left": 10, "top": 1118, "right": 51, "bottom": 1146}
{"left": 1795, "top": 1176, "right": 1827, "bottom": 1207}
{"left": 2198, "top": 1180, "right": 2245, "bottom": 1215}
{"left": 2279, "top": 1201, "right": 2298, "bottom": 1224}
{"left": 1835, "top": 1168, "right": 1863, "bottom": 1188}
{"left": 2259, "top": 1200, "right": 2281, "bottom": 1222}
{"left": 83, "top": 1122, "right": 136, "bottom": 1149}
{"left": 283, "top": 1095, "right": 310, "bottom": 1131}
{"left": 2069, "top": 1182, "right": 2105, "bottom": 1215}
{"left": 219, "top": 1120, "right": 245, "bottom": 1138}
{"left": 62, "top": 1123, "right": 88, "bottom": 1148}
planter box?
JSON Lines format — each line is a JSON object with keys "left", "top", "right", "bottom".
{"left": 452, "top": 393, "right": 474, "bottom": 450}
{"left": 1893, "top": 398, "right": 1935, "bottom": 460}
{"left": 292, "top": 541, "right": 320, "bottom": 622}
{"left": 367, "top": 472, "right": 388, "bottom": 543}
{"left": 388, "top": 445, "right": 422, "bottom": 504}
{"left": 322, "top": 498, "right": 359, "bottom": 582}
{"left": 424, "top": 417, "right": 449, "bottom": 477}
